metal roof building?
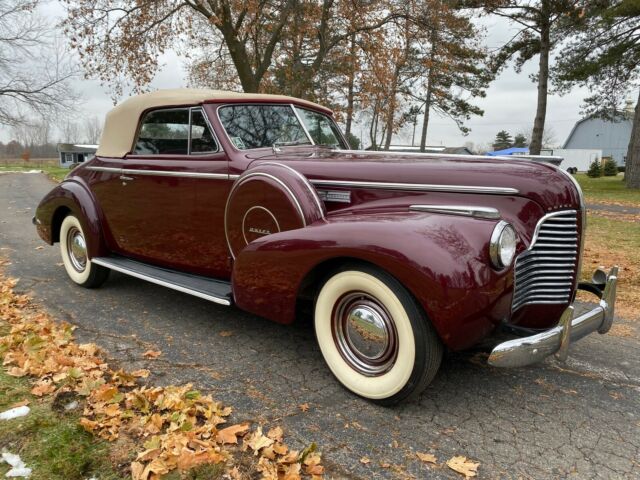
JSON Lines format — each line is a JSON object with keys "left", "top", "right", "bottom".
{"left": 563, "top": 113, "right": 632, "bottom": 166}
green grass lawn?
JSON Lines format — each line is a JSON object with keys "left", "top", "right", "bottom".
{"left": 574, "top": 173, "right": 640, "bottom": 206}
{"left": 0, "top": 163, "right": 70, "bottom": 183}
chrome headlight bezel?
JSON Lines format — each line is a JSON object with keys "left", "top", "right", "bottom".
{"left": 490, "top": 221, "right": 517, "bottom": 269}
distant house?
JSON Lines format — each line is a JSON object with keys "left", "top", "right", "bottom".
{"left": 57, "top": 144, "right": 98, "bottom": 168}
{"left": 563, "top": 110, "right": 632, "bottom": 166}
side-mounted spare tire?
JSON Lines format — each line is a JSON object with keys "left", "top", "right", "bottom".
{"left": 225, "top": 162, "right": 325, "bottom": 258}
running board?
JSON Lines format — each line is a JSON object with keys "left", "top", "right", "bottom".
{"left": 91, "top": 256, "right": 232, "bottom": 306}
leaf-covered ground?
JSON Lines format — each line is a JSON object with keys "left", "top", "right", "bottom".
{"left": 0, "top": 272, "right": 325, "bottom": 480}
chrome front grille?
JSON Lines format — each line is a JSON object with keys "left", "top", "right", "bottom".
{"left": 512, "top": 210, "right": 580, "bottom": 312}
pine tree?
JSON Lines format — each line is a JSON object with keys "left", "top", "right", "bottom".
{"left": 513, "top": 133, "right": 529, "bottom": 148}
{"left": 603, "top": 158, "right": 619, "bottom": 176}
{"left": 587, "top": 159, "right": 603, "bottom": 178}
{"left": 492, "top": 130, "right": 513, "bottom": 150}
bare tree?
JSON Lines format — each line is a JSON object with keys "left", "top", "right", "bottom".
{"left": 60, "top": 119, "right": 80, "bottom": 143}
{"left": 0, "top": 0, "right": 78, "bottom": 127}
{"left": 83, "top": 116, "right": 102, "bottom": 144}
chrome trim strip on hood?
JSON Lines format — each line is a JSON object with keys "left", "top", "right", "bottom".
{"left": 309, "top": 179, "right": 519, "bottom": 195}
{"left": 410, "top": 205, "right": 500, "bottom": 219}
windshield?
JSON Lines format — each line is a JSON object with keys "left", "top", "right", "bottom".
{"left": 218, "top": 104, "right": 311, "bottom": 150}
{"left": 218, "top": 104, "right": 346, "bottom": 150}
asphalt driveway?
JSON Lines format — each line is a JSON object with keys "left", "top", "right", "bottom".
{"left": 1, "top": 172, "right": 639, "bottom": 479}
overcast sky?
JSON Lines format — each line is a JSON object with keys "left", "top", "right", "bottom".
{"left": 1, "top": 1, "right": 605, "bottom": 151}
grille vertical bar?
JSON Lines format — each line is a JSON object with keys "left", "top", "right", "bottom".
{"left": 512, "top": 210, "right": 579, "bottom": 312}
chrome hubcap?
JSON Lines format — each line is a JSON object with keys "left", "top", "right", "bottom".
{"left": 332, "top": 292, "right": 398, "bottom": 376}
{"left": 66, "top": 227, "right": 87, "bottom": 272}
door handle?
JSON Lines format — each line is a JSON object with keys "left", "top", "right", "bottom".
{"left": 120, "top": 175, "right": 134, "bottom": 181}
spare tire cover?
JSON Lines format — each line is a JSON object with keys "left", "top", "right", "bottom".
{"left": 225, "top": 162, "right": 325, "bottom": 258}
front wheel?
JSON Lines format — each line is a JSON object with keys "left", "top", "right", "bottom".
{"left": 314, "top": 264, "right": 443, "bottom": 405}
{"left": 59, "top": 214, "right": 109, "bottom": 288}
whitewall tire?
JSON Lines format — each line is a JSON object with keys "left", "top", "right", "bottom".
{"left": 59, "top": 214, "right": 109, "bottom": 288}
{"left": 314, "top": 264, "right": 443, "bottom": 405}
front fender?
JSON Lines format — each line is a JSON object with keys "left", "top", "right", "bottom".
{"left": 34, "top": 179, "right": 108, "bottom": 258}
{"left": 232, "top": 211, "right": 515, "bottom": 350}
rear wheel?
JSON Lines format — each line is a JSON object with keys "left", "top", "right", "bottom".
{"left": 59, "top": 215, "right": 109, "bottom": 288}
{"left": 314, "top": 264, "right": 442, "bottom": 405}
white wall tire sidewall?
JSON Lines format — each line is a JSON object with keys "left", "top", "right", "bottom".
{"left": 315, "top": 271, "right": 416, "bottom": 400}
{"left": 60, "top": 215, "right": 92, "bottom": 285}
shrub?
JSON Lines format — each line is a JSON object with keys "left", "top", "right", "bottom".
{"left": 618, "top": 166, "right": 626, "bottom": 173}
{"left": 603, "top": 159, "right": 618, "bottom": 176}
{"left": 587, "top": 159, "right": 602, "bottom": 178}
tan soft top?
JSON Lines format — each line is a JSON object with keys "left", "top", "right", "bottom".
{"left": 96, "top": 88, "right": 330, "bottom": 158}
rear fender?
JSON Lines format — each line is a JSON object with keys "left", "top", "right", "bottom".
{"left": 34, "top": 179, "right": 108, "bottom": 258}
{"left": 232, "top": 211, "right": 515, "bottom": 350}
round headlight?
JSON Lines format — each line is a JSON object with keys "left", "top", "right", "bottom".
{"left": 490, "top": 221, "right": 517, "bottom": 269}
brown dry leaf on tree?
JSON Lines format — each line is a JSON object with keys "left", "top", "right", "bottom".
{"left": 446, "top": 456, "right": 480, "bottom": 478}
{"left": 0, "top": 274, "right": 325, "bottom": 479}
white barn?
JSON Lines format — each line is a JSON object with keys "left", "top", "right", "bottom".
{"left": 563, "top": 112, "right": 632, "bottom": 166}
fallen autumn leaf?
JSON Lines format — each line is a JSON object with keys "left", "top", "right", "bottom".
{"left": 447, "top": 455, "right": 480, "bottom": 478}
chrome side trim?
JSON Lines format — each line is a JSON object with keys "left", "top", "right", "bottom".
{"left": 86, "top": 166, "right": 229, "bottom": 179}
{"left": 87, "top": 166, "right": 121, "bottom": 174}
{"left": 90, "top": 258, "right": 231, "bottom": 306}
{"left": 409, "top": 205, "right": 500, "bottom": 219}
{"left": 122, "top": 169, "right": 229, "bottom": 180}
{"left": 331, "top": 148, "right": 517, "bottom": 161}
{"left": 255, "top": 161, "right": 325, "bottom": 218}
{"left": 309, "top": 179, "right": 519, "bottom": 195}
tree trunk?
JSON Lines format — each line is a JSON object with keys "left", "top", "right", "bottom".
{"left": 383, "top": 68, "right": 400, "bottom": 150}
{"left": 419, "top": 83, "right": 432, "bottom": 152}
{"left": 345, "top": 33, "right": 356, "bottom": 141}
{"left": 625, "top": 89, "right": 640, "bottom": 189}
{"left": 529, "top": 8, "right": 550, "bottom": 155}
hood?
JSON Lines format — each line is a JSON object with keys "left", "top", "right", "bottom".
{"left": 248, "top": 149, "right": 582, "bottom": 212}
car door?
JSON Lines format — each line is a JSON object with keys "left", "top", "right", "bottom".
{"left": 94, "top": 106, "right": 232, "bottom": 278}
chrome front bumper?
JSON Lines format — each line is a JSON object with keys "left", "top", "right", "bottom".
{"left": 488, "top": 267, "right": 618, "bottom": 368}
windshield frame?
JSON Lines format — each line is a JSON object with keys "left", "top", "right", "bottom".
{"left": 216, "top": 103, "right": 348, "bottom": 151}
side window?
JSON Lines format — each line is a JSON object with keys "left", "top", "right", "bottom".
{"left": 295, "top": 107, "right": 346, "bottom": 148}
{"left": 134, "top": 109, "right": 190, "bottom": 155}
{"left": 190, "top": 109, "right": 218, "bottom": 153}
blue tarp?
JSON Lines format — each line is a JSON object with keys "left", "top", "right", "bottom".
{"left": 485, "top": 147, "right": 529, "bottom": 156}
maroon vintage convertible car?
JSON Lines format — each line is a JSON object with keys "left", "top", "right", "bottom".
{"left": 34, "top": 89, "right": 618, "bottom": 404}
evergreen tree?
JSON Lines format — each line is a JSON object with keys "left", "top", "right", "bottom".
{"left": 513, "top": 133, "right": 529, "bottom": 148}
{"left": 603, "top": 158, "right": 619, "bottom": 176}
{"left": 587, "top": 159, "right": 603, "bottom": 178}
{"left": 492, "top": 130, "right": 513, "bottom": 150}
